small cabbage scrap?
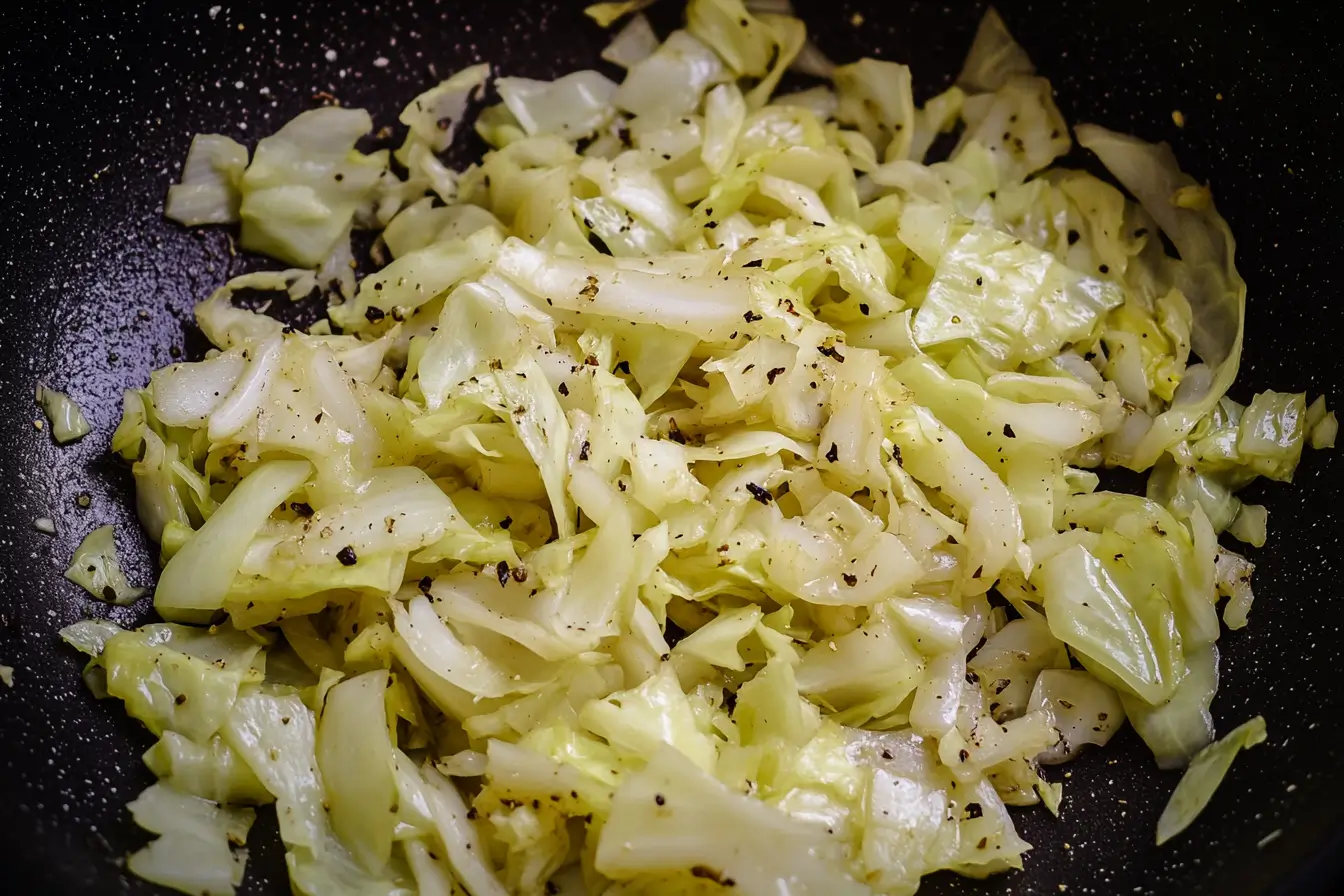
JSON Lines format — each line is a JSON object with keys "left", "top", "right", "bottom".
{"left": 165, "top": 134, "right": 249, "bottom": 226}
{"left": 36, "top": 383, "right": 91, "bottom": 443}
{"left": 1156, "top": 715, "right": 1267, "bottom": 844}
{"left": 64, "top": 525, "right": 146, "bottom": 605}
{"left": 126, "top": 782, "right": 255, "bottom": 896}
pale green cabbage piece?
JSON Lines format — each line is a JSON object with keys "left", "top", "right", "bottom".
{"left": 165, "top": 134, "right": 249, "bottom": 226}
{"left": 126, "top": 782, "right": 256, "bottom": 896}
{"left": 64, "top": 525, "right": 146, "bottom": 605}
{"left": 143, "top": 731, "right": 273, "bottom": 805}
{"left": 239, "top": 108, "right": 389, "bottom": 268}
{"left": 72, "top": 3, "right": 1322, "bottom": 893}
{"left": 317, "top": 670, "right": 399, "bottom": 872}
{"left": 912, "top": 226, "right": 1124, "bottom": 365}
{"left": 1123, "top": 645, "right": 1219, "bottom": 770}
{"left": 1156, "top": 715, "right": 1267, "bottom": 844}
{"left": 36, "top": 383, "right": 91, "bottom": 443}
{"left": 595, "top": 744, "right": 868, "bottom": 894}
{"left": 101, "top": 623, "right": 263, "bottom": 742}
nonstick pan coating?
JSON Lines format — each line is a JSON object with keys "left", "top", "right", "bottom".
{"left": 2, "top": 1, "right": 1342, "bottom": 893}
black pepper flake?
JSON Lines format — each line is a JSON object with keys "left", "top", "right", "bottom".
{"left": 364, "top": 306, "right": 385, "bottom": 324}
{"left": 745, "top": 483, "right": 773, "bottom": 505}
{"left": 578, "top": 275, "right": 600, "bottom": 300}
{"left": 1098, "top": 264, "right": 1110, "bottom": 274}
{"left": 499, "top": 516, "right": 513, "bottom": 530}
{"left": 859, "top": 302, "right": 870, "bottom": 315}
{"left": 691, "top": 867, "right": 728, "bottom": 885}
{"left": 496, "top": 561, "right": 511, "bottom": 587}
{"left": 1003, "top": 424, "right": 1016, "bottom": 438}
{"left": 511, "top": 566, "right": 528, "bottom": 583}
{"left": 655, "top": 793, "right": 666, "bottom": 806}
{"left": 174, "top": 694, "right": 187, "bottom": 705}
{"left": 667, "top": 419, "right": 687, "bottom": 444}
{"left": 579, "top": 440, "right": 591, "bottom": 461}
{"left": 587, "top": 232, "right": 612, "bottom": 256}
{"left": 975, "top": 277, "right": 983, "bottom": 287}
{"left": 842, "top": 573, "right": 858, "bottom": 587}
{"left": 965, "top": 801, "right": 983, "bottom": 819}
{"left": 818, "top": 344, "right": 846, "bottom": 363}
{"left": 557, "top": 382, "right": 569, "bottom": 397}
{"left": 959, "top": 749, "right": 970, "bottom": 763}
{"left": 766, "top": 366, "right": 786, "bottom": 385}
{"left": 891, "top": 446, "right": 902, "bottom": 465}
{"left": 743, "top": 311, "right": 763, "bottom": 323}
{"left": 418, "top": 576, "right": 433, "bottom": 595}
{"left": 336, "top": 546, "right": 358, "bottom": 566}
{"left": 825, "top": 443, "right": 839, "bottom": 464}
{"left": 466, "top": 807, "right": 478, "bottom": 821}
{"left": 1067, "top": 229, "right": 1081, "bottom": 245}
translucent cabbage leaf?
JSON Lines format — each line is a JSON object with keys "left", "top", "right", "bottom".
{"left": 156, "top": 459, "right": 312, "bottom": 623}
{"left": 239, "top": 108, "right": 389, "bottom": 268}
{"left": 36, "top": 383, "right": 91, "bottom": 443}
{"left": 912, "top": 225, "right": 1124, "bottom": 365}
{"left": 956, "top": 8, "right": 1034, "bottom": 93}
{"left": 166, "top": 134, "right": 249, "bottom": 226}
{"left": 64, "top": 525, "right": 146, "bottom": 605}
{"left": 102, "top": 623, "right": 263, "bottom": 742}
{"left": 1075, "top": 125, "right": 1245, "bottom": 471}
{"left": 1037, "top": 543, "right": 1183, "bottom": 705}
{"left": 1155, "top": 715, "right": 1266, "bottom": 845}
{"left": 595, "top": 745, "right": 868, "bottom": 895}
{"left": 126, "top": 782, "right": 255, "bottom": 896}
{"left": 143, "top": 731, "right": 273, "bottom": 805}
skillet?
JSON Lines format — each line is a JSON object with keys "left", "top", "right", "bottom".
{"left": 2, "top": 1, "right": 1342, "bottom": 893}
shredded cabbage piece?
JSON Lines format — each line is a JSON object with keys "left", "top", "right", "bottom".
{"left": 165, "top": 134, "right": 249, "bottom": 226}
{"left": 36, "top": 383, "right": 91, "bottom": 443}
{"left": 1155, "top": 715, "right": 1267, "bottom": 845}
{"left": 126, "top": 781, "right": 256, "bottom": 896}
{"left": 64, "top": 525, "right": 146, "bottom": 605}
{"left": 73, "top": 3, "right": 1322, "bottom": 893}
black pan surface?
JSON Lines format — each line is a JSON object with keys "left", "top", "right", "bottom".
{"left": 2, "top": 1, "right": 1342, "bottom": 893}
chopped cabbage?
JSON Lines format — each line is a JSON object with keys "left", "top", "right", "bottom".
{"left": 126, "top": 782, "right": 255, "bottom": 896}
{"left": 64, "top": 525, "right": 146, "bottom": 605}
{"left": 76, "top": 2, "right": 1316, "bottom": 893}
{"left": 1156, "top": 715, "right": 1267, "bottom": 844}
{"left": 165, "top": 134, "right": 249, "bottom": 226}
{"left": 36, "top": 383, "right": 91, "bottom": 443}
{"left": 239, "top": 108, "right": 389, "bottom": 268}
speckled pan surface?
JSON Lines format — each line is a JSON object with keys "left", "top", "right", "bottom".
{"left": 0, "top": 0, "right": 1340, "bottom": 893}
